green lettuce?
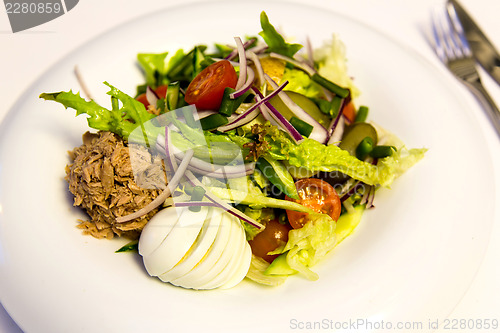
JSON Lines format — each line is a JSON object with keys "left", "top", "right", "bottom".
{"left": 137, "top": 52, "right": 169, "bottom": 88}
{"left": 264, "top": 205, "right": 366, "bottom": 280}
{"left": 243, "top": 123, "right": 425, "bottom": 187}
{"left": 40, "top": 82, "right": 156, "bottom": 142}
{"left": 279, "top": 68, "right": 323, "bottom": 98}
{"left": 280, "top": 213, "right": 337, "bottom": 280}
{"left": 314, "top": 34, "right": 361, "bottom": 99}
{"left": 259, "top": 11, "right": 302, "bottom": 58}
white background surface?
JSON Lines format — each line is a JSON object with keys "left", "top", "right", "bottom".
{"left": 0, "top": 0, "right": 498, "bottom": 332}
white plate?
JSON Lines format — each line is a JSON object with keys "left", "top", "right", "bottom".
{"left": 0, "top": 1, "right": 495, "bottom": 332}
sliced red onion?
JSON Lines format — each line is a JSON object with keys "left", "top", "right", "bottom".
{"left": 247, "top": 44, "right": 268, "bottom": 55}
{"left": 259, "top": 103, "right": 283, "bottom": 129}
{"left": 256, "top": 95, "right": 304, "bottom": 144}
{"left": 185, "top": 161, "right": 255, "bottom": 179}
{"left": 217, "top": 106, "right": 260, "bottom": 132}
{"left": 340, "top": 180, "right": 362, "bottom": 203}
{"left": 269, "top": 52, "right": 315, "bottom": 76}
{"left": 343, "top": 114, "right": 353, "bottom": 125}
{"left": 184, "top": 170, "right": 264, "bottom": 230}
{"left": 247, "top": 51, "right": 265, "bottom": 88}
{"left": 163, "top": 128, "right": 178, "bottom": 172}
{"left": 265, "top": 74, "right": 328, "bottom": 143}
{"left": 116, "top": 149, "right": 194, "bottom": 223}
{"left": 327, "top": 115, "right": 345, "bottom": 146}
{"left": 234, "top": 37, "right": 247, "bottom": 91}
{"left": 305, "top": 36, "right": 314, "bottom": 68}
{"left": 340, "top": 92, "right": 353, "bottom": 125}
{"left": 359, "top": 185, "right": 372, "bottom": 206}
{"left": 171, "top": 143, "right": 255, "bottom": 179}
{"left": 218, "top": 80, "right": 292, "bottom": 132}
{"left": 326, "top": 98, "right": 347, "bottom": 145}
{"left": 366, "top": 186, "right": 376, "bottom": 209}
{"left": 146, "top": 86, "right": 159, "bottom": 106}
{"left": 194, "top": 110, "right": 218, "bottom": 120}
{"left": 230, "top": 67, "right": 255, "bottom": 99}
{"left": 225, "top": 37, "right": 257, "bottom": 61}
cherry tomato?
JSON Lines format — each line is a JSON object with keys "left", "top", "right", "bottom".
{"left": 285, "top": 178, "right": 341, "bottom": 229}
{"left": 184, "top": 60, "right": 238, "bottom": 110}
{"left": 136, "top": 85, "right": 168, "bottom": 108}
{"left": 342, "top": 101, "right": 356, "bottom": 123}
{"left": 248, "top": 219, "right": 291, "bottom": 263}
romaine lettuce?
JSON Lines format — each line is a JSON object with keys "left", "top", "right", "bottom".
{"left": 314, "top": 34, "right": 361, "bottom": 99}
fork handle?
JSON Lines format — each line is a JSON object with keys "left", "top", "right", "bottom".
{"left": 463, "top": 80, "right": 500, "bottom": 138}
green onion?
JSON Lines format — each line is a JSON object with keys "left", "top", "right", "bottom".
{"left": 192, "top": 46, "right": 206, "bottom": 79}
{"left": 370, "top": 145, "right": 396, "bottom": 158}
{"left": 256, "top": 157, "right": 299, "bottom": 199}
{"left": 289, "top": 116, "right": 313, "bottom": 137}
{"left": 166, "top": 81, "right": 180, "bottom": 111}
{"left": 329, "top": 96, "right": 343, "bottom": 118}
{"left": 115, "top": 240, "right": 138, "bottom": 253}
{"left": 355, "top": 106, "right": 369, "bottom": 122}
{"left": 356, "top": 136, "right": 374, "bottom": 160}
{"left": 218, "top": 88, "right": 248, "bottom": 116}
{"left": 311, "top": 73, "right": 349, "bottom": 98}
{"left": 189, "top": 186, "right": 207, "bottom": 212}
{"left": 200, "top": 113, "right": 228, "bottom": 130}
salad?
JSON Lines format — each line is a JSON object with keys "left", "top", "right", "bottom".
{"left": 40, "top": 12, "right": 426, "bottom": 289}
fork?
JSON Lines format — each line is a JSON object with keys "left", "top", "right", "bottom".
{"left": 431, "top": 3, "right": 500, "bottom": 137}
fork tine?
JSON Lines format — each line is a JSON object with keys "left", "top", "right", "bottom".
{"left": 446, "top": 3, "right": 472, "bottom": 57}
{"left": 431, "top": 8, "right": 448, "bottom": 63}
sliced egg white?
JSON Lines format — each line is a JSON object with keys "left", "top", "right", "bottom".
{"left": 138, "top": 205, "right": 184, "bottom": 257}
{"left": 198, "top": 219, "right": 247, "bottom": 289}
{"left": 158, "top": 208, "right": 221, "bottom": 282}
{"left": 169, "top": 212, "right": 235, "bottom": 289}
{"left": 139, "top": 206, "right": 253, "bottom": 290}
{"left": 220, "top": 241, "right": 252, "bottom": 290}
{"left": 179, "top": 213, "right": 240, "bottom": 287}
{"left": 142, "top": 206, "right": 210, "bottom": 276}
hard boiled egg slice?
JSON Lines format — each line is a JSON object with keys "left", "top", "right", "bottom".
{"left": 142, "top": 206, "right": 210, "bottom": 276}
{"left": 180, "top": 213, "right": 240, "bottom": 287}
{"left": 198, "top": 217, "right": 248, "bottom": 289}
{"left": 158, "top": 207, "right": 221, "bottom": 282}
{"left": 138, "top": 205, "right": 183, "bottom": 257}
{"left": 168, "top": 210, "right": 234, "bottom": 289}
{"left": 220, "top": 240, "right": 252, "bottom": 289}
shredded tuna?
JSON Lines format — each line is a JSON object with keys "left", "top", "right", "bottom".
{"left": 65, "top": 131, "right": 166, "bottom": 239}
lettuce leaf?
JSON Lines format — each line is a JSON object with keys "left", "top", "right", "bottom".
{"left": 137, "top": 52, "right": 169, "bottom": 88}
{"left": 279, "top": 68, "right": 323, "bottom": 98}
{"left": 263, "top": 205, "right": 365, "bottom": 281}
{"left": 242, "top": 123, "right": 425, "bottom": 188}
{"left": 314, "top": 34, "right": 361, "bottom": 99}
{"left": 259, "top": 11, "right": 302, "bottom": 58}
{"left": 279, "top": 213, "right": 337, "bottom": 280}
{"left": 40, "top": 82, "right": 156, "bottom": 141}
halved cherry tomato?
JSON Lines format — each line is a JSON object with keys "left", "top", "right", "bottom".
{"left": 136, "top": 85, "right": 168, "bottom": 108}
{"left": 342, "top": 101, "right": 356, "bottom": 123}
{"left": 285, "top": 178, "right": 341, "bottom": 229}
{"left": 248, "top": 219, "right": 291, "bottom": 263}
{"left": 184, "top": 60, "right": 238, "bottom": 110}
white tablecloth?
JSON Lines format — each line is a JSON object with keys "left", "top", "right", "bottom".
{"left": 0, "top": 0, "right": 498, "bottom": 331}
